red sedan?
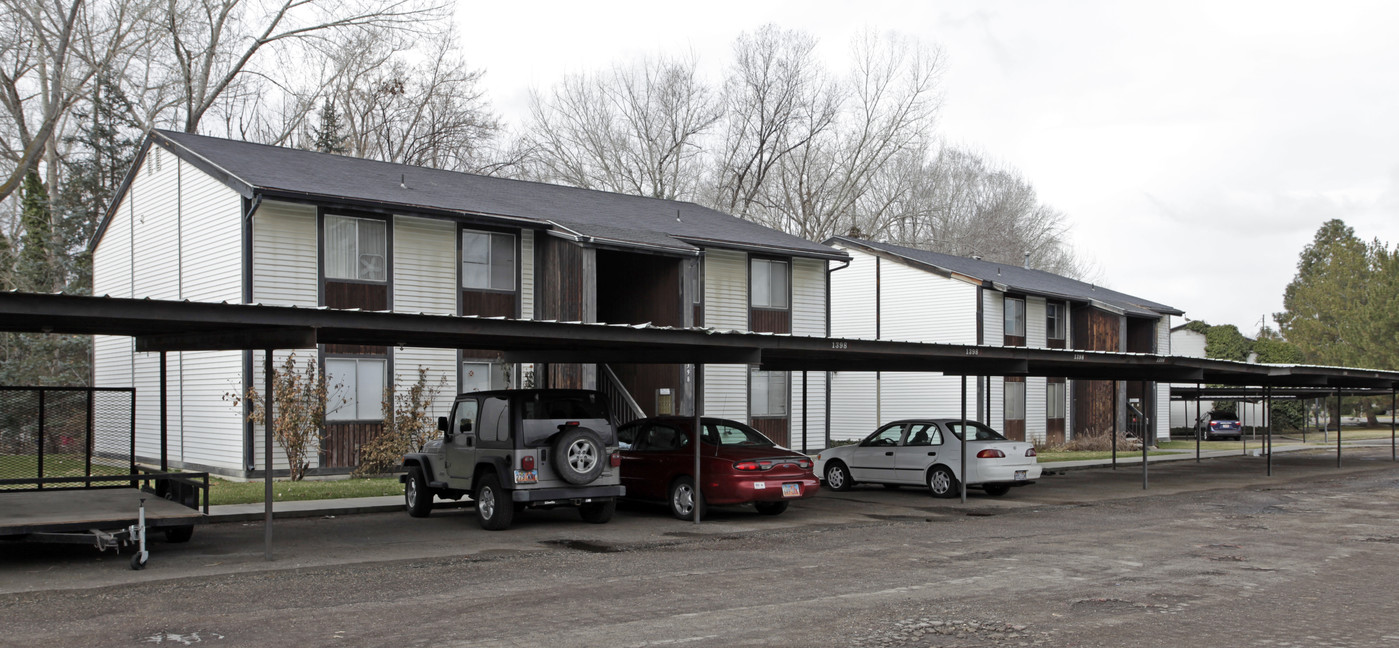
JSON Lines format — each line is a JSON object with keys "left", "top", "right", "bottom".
{"left": 617, "top": 416, "right": 820, "bottom": 519}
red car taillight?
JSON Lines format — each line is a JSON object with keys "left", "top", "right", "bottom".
{"left": 521, "top": 455, "right": 535, "bottom": 471}
{"left": 977, "top": 449, "right": 1006, "bottom": 459}
{"left": 609, "top": 451, "right": 621, "bottom": 467}
{"left": 734, "top": 460, "right": 763, "bottom": 471}
{"left": 1025, "top": 448, "right": 1037, "bottom": 457}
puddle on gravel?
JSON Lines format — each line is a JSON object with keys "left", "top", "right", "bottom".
{"left": 863, "top": 514, "right": 935, "bottom": 523}
{"left": 542, "top": 539, "right": 624, "bottom": 553}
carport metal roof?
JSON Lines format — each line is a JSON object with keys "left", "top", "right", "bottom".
{"left": 3, "top": 292, "right": 1398, "bottom": 390}
{"left": 1171, "top": 387, "right": 1398, "bottom": 401}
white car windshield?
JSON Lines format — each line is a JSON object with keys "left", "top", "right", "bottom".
{"left": 944, "top": 421, "right": 1007, "bottom": 441}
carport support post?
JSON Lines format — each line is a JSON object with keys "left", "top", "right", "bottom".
{"left": 160, "top": 351, "right": 168, "bottom": 472}
{"left": 1336, "top": 387, "right": 1342, "bottom": 468}
{"left": 1111, "top": 380, "right": 1118, "bottom": 470}
{"left": 1195, "top": 383, "right": 1201, "bottom": 462}
{"left": 1266, "top": 385, "right": 1273, "bottom": 477}
{"left": 960, "top": 375, "right": 967, "bottom": 504}
{"left": 1391, "top": 387, "right": 1396, "bottom": 462}
{"left": 1141, "top": 404, "right": 1148, "bottom": 490}
{"left": 693, "top": 363, "right": 703, "bottom": 525}
{"left": 264, "top": 349, "right": 274, "bottom": 560}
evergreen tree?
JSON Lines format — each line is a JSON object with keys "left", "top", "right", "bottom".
{"left": 16, "top": 172, "right": 57, "bottom": 293}
{"left": 313, "top": 100, "right": 349, "bottom": 155}
{"left": 1274, "top": 219, "right": 1371, "bottom": 369}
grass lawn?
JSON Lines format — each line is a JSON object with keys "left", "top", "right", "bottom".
{"left": 208, "top": 476, "right": 403, "bottom": 506}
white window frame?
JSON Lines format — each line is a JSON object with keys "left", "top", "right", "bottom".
{"left": 750, "top": 258, "right": 789, "bottom": 310}
{"left": 1047, "top": 382, "right": 1067, "bottom": 419}
{"left": 1004, "top": 379, "right": 1026, "bottom": 421}
{"left": 1004, "top": 296, "right": 1026, "bottom": 337}
{"left": 325, "top": 357, "right": 387, "bottom": 421}
{"left": 749, "top": 367, "right": 789, "bottom": 417}
{"left": 461, "top": 229, "right": 516, "bottom": 292}
{"left": 324, "top": 214, "right": 387, "bottom": 282}
{"left": 1046, "top": 302, "right": 1066, "bottom": 340}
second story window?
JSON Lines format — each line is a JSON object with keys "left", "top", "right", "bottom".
{"left": 325, "top": 215, "right": 387, "bottom": 282}
{"left": 1047, "top": 302, "right": 1066, "bottom": 341}
{"left": 1004, "top": 296, "right": 1026, "bottom": 338}
{"left": 750, "top": 258, "right": 789, "bottom": 309}
{"left": 462, "top": 229, "right": 515, "bottom": 291}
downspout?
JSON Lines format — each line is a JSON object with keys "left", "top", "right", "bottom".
{"left": 242, "top": 193, "right": 263, "bottom": 474}
{"left": 825, "top": 255, "right": 851, "bottom": 450}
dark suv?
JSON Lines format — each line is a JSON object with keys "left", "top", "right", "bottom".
{"left": 1204, "top": 412, "right": 1242, "bottom": 440}
{"left": 400, "top": 389, "right": 624, "bottom": 530}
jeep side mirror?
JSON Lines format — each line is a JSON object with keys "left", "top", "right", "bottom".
{"left": 437, "top": 416, "right": 449, "bottom": 432}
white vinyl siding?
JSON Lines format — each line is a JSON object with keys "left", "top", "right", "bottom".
{"left": 1156, "top": 316, "right": 1171, "bottom": 441}
{"left": 520, "top": 230, "right": 535, "bottom": 319}
{"left": 879, "top": 258, "right": 977, "bottom": 344}
{"left": 983, "top": 292, "right": 1004, "bottom": 347}
{"left": 394, "top": 347, "right": 457, "bottom": 420}
{"left": 250, "top": 349, "right": 321, "bottom": 472}
{"left": 789, "top": 258, "right": 827, "bottom": 449}
{"left": 830, "top": 247, "right": 877, "bottom": 340}
{"left": 702, "top": 249, "right": 749, "bottom": 421}
{"left": 92, "top": 148, "right": 248, "bottom": 473}
{"left": 253, "top": 201, "right": 318, "bottom": 307}
{"left": 393, "top": 216, "right": 456, "bottom": 315}
{"left": 1026, "top": 297, "right": 1047, "bottom": 348}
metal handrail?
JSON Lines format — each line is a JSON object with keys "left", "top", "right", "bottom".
{"left": 600, "top": 364, "right": 646, "bottom": 427}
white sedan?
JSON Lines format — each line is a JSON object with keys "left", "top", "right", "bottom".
{"left": 815, "top": 419, "right": 1041, "bottom": 497}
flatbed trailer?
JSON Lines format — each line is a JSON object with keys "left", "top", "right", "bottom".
{"left": 1, "top": 472, "right": 209, "bottom": 569}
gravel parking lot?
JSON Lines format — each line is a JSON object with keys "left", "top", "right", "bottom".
{"left": 3, "top": 446, "right": 1398, "bottom": 647}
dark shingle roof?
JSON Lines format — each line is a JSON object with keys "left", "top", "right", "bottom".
{"left": 146, "top": 130, "right": 843, "bottom": 259}
{"left": 830, "top": 236, "right": 1182, "bottom": 317}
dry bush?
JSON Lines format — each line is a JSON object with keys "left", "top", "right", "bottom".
{"left": 1037, "top": 434, "right": 1142, "bottom": 454}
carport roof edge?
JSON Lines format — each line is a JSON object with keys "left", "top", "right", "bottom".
{"left": 2, "top": 292, "right": 1396, "bottom": 389}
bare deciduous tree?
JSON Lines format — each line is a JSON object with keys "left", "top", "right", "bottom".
{"left": 155, "top": 0, "right": 446, "bottom": 136}
{"left": 526, "top": 53, "right": 722, "bottom": 199}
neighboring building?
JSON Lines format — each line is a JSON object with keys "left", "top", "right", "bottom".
{"left": 90, "top": 130, "right": 844, "bottom": 478}
{"left": 826, "top": 237, "right": 1182, "bottom": 445}
{"left": 1168, "top": 324, "right": 1267, "bottom": 430}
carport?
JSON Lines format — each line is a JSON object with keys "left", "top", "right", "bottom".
{"left": 3, "top": 292, "right": 1398, "bottom": 560}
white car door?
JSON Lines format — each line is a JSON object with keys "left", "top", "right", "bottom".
{"left": 847, "top": 423, "right": 905, "bottom": 483}
{"left": 893, "top": 422, "right": 943, "bottom": 484}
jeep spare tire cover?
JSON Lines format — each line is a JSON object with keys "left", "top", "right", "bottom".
{"left": 553, "top": 427, "right": 606, "bottom": 485}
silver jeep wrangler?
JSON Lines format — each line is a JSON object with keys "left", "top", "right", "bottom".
{"left": 399, "top": 389, "right": 624, "bottom": 530}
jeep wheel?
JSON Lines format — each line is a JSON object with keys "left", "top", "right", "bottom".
{"left": 668, "top": 476, "right": 707, "bottom": 521}
{"left": 553, "top": 427, "right": 605, "bottom": 485}
{"left": 578, "top": 499, "right": 616, "bottom": 524}
{"left": 404, "top": 466, "right": 433, "bottom": 518}
{"left": 475, "top": 474, "right": 514, "bottom": 531}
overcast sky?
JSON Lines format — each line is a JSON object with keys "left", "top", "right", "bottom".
{"left": 453, "top": 0, "right": 1399, "bottom": 335}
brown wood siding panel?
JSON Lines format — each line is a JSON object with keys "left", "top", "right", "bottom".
{"left": 611, "top": 363, "right": 682, "bottom": 417}
{"left": 749, "top": 309, "right": 791, "bottom": 334}
{"left": 536, "top": 236, "right": 584, "bottom": 322}
{"left": 1003, "top": 419, "right": 1026, "bottom": 442}
{"left": 750, "top": 417, "right": 789, "bottom": 447}
{"left": 322, "top": 422, "right": 383, "bottom": 468}
{"left": 596, "top": 250, "right": 683, "bottom": 327}
{"left": 548, "top": 363, "right": 583, "bottom": 389}
{"left": 1004, "top": 335, "right": 1026, "bottom": 347}
{"left": 1071, "top": 306, "right": 1120, "bottom": 352}
{"left": 693, "top": 304, "right": 703, "bottom": 327}
{"left": 325, "top": 281, "right": 388, "bottom": 311}
{"left": 1045, "top": 418, "right": 1066, "bottom": 445}
{"left": 1073, "top": 380, "right": 1115, "bottom": 438}
{"left": 461, "top": 290, "right": 517, "bottom": 318}
{"left": 1046, "top": 338, "right": 1066, "bottom": 349}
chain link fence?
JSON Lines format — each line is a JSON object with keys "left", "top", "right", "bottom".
{"left": 0, "top": 387, "right": 135, "bottom": 490}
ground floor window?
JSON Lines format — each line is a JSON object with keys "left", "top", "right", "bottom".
{"left": 1047, "top": 381, "right": 1066, "bottom": 419}
{"left": 749, "top": 367, "right": 788, "bottom": 417}
{"left": 1004, "top": 379, "right": 1026, "bottom": 421}
{"left": 325, "top": 357, "right": 387, "bottom": 421}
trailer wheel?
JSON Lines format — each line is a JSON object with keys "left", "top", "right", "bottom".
{"left": 164, "top": 525, "right": 194, "bottom": 543}
{"left": 130, "top": 553, "right": 147, "bottom": 570}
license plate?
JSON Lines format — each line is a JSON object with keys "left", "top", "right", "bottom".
{"left": 1014, "top": 470, "right": 1027, "bottom": 481}
{"left": 753, "top": 481, "right": 766, "bottom": 489}
{"left": 782, "top": 483, "right": 801, "bottom": 498}
{"left": 514, "top": 470, "right": 537, "bottom": 484}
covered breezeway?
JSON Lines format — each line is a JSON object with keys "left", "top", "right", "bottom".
{"left": 2, "top": 291, "right": 1398, "bottom": 561}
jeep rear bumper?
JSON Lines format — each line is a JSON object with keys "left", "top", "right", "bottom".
{"left": 512, "top": 485, "right": 625, "bottom": 502}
